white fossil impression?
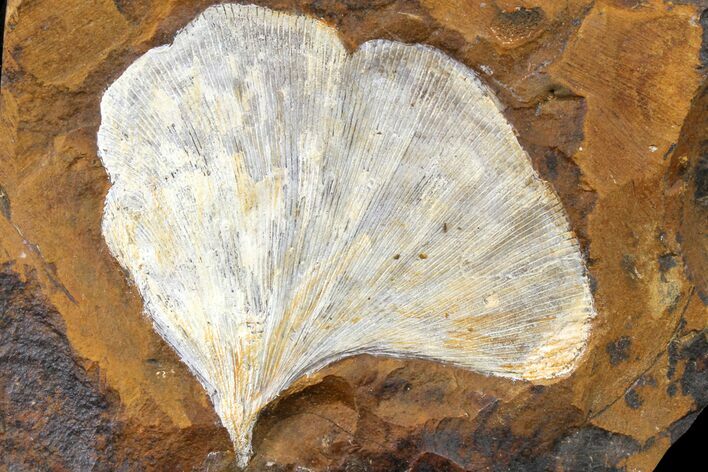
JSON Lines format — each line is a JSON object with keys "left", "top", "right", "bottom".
{"left": 98, "top": 3, "right": 595, "bottom": 466}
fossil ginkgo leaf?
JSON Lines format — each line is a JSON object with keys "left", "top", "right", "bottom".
{"left": 98, "top": 3, "right": 595, "bottom": 466}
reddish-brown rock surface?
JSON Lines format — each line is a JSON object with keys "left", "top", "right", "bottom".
{"left": 1, "top": 1, "right": 705, "bottom": 471}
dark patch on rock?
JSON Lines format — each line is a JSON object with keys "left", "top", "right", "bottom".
{"left": 551, "top": 427, "right": 640, "bottom": 472}
{"left": 666, "top": 331, "right": 707, "bottom": 405}
{"left": 667, "top": 410, "right": 701, "bottom": 444}
{"left": 588, "top": 272, "right": 598, "bottom": 294}
{"left": 667, "top": 339, "right": 680, "bottom": 379}
{"left": 421, "top": 397, "right": 580, "bottom": 471}
{"left": 0, "top": 185, "right": 10, "bottom": 219}
{"left": 474, "top": 425, "right": 642, "bottom": 472}
{"left": 377, "top": 368, "right": 413, "bottom": 400}
{"left": 422, "top": 385, "right": 446, "bottom": 403}
{"left": 0, "top": 63, "right": 24, "bottom": 87}
{"left": 606, "top": 336, "right": 632, "bottom": 365}
{"left": 342, "top": 0, "right": 397, "bottom": 11}
{"left": 422, "top": 417, "right": 470, "bottom": 467}
{"left": 333, "top": 434, "right": 419, "bottom": 472}
{"left": 112, "top": 0, "right": 130, "bottom": 16}
{"left": 624, "top": 388, "right": 643, "bottom": 409}
{"left": 0, "top": 264, "right": 121, "bottom": 470}
{"left": 666, "top": 293, "right": 682, "bottom": 314}
{"left": 471, "top": 423, "right": 526, "bottom": 467}
{"left": 658, "top": 253, "right": 677, "bottom": 273}
{"left": 409, "top": 452, "right": 466, "bottom": 472}
{"left": 644, "top": 436, "right": 656, "bottom": 449}
{"left": 545, "top": 151, "right": 559, "bottom": 179}
{"left": 663, "top": 142, "right": 677, "bottom": 160}
{"left": 699, "top": 290, "right": 708, "bottom": 306}
{"left": 667, "top": 382, "right": 677, "bottom": 397}
{"left": 679, "top": 333, "right": 708, "bottom": 405}
{"left": 637, "top": 374, "right": 657, "bottom": 388}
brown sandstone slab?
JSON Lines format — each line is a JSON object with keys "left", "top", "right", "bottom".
{"left": 1, "top": 1, "right": 705, "bottom": 470}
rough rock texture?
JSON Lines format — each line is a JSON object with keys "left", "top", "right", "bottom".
{"left": 0, "top": 1, "right": 705, "bottom": 471}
